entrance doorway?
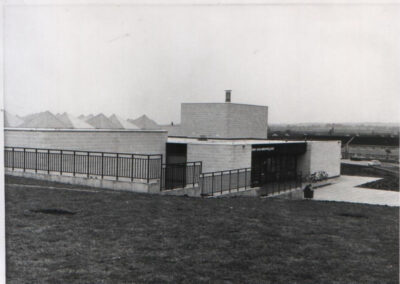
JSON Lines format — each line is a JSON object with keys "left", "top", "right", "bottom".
{"left": 164, "top": 143, "right": 187, "bottom": 190}
{"left": 251, "top": 143, "right": 306, "bottom": 188}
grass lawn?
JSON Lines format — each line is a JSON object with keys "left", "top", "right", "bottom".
{"left": 5, "top": 175, "right": 399, "bottom": 284}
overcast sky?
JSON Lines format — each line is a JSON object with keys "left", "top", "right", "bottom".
{"left": 4, "top": 1, "right": 400, "bottom": 124}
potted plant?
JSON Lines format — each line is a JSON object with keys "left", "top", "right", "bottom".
{"left": 303, "top": 171, "right": 329, "bottom": 199}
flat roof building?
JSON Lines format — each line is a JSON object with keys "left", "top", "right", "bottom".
{"left": 4, "top": 90, "right": 341, "bottom": 196}
{"left": 180, "top": 91, "right": 268, "bottom": 139}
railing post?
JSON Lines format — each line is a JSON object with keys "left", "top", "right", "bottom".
{"left": 160, "top": 154, "right": 163, "bottom": 181}
{"left": 116, "top": 154, "right": 119, "bottom": 181}
{"left": 237, "top": 169, "right": 239, "bottom": 191}
{"left": 221, "top": 172, "right": 223, "bottom": 194}
{"left": 47, "top": 149, "right": 50, "bottom": 174}
{"left": 73, "top": 151, "right": 76, "bottom": 176}
{"left": 35, "top": 149, "right": 38, "bottom": 173}
{"left": 192, "top": 163, "right": 195, "bottom": 187}
{"left": 131, "top": 154, "right": 134, "bottom": 181}
{"left": 147, "top": 156, "right": 150, "bottom": 183}
{"left": 200, "top": 174, "right": 203, "bottom": 196}
{"left": 101, "top": 153, "right": 104, "bottom": 179}
{"left": 182, "top": 164, "right": 185, "bottom": 189}
{"left": 87, "top": 152, "right": 89, "bottom": 178}
{"left": 229, "top": 170, "right": 231, "bottom": 193}
{"left": 245, "top": 169, "right": 247, "bottom": 189}
{"left": 211, "top": 172, "right": 214, "bottom": 196}
{"left": 60, "top": 150, "right": 63, "bottom": 175}
{"left": 23, "top": 148, "right": 26, "bottom": 172}
{"left": 12, "top": 147, "right": 14, "bottom": 171}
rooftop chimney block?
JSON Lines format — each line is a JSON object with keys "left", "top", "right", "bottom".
{"left": 225, "top": 90, "right": 231, "bottom": 103}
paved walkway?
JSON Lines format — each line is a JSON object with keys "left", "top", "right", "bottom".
{"left": 313, "top": 175, "right": 399, "bottom": 207}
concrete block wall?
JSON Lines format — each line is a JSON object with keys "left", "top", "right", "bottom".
{"left": 187, "top": 143, "right": 252, "bottom": 172}
{"left": 226, "top": 104, "right": 268, "bottom": 139}
{"left": 297, "top": 140, "right": 342, "bottom": 178}
{"left": 181, "top": 103, "right": 268, "bottom": 139}
{"left": 5, "top": 129, "right": 167, "bottom": 159}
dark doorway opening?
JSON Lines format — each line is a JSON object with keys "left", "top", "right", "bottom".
{"left": 251, "top": 143, "right": 306, "bottom": 188}
{"left": 164, "top": 143, "right": 188, "bottom": 189}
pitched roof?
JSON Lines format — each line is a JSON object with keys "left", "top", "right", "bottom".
{"left": 56, "top": 112, "right": 94, "bottom": 129}
{"left": 86, "top": 113, "right": 119, "bottom": 129}
{"left": 4, "top": 111, "right": 24, "bottom": 127}
{"left": 109, "top": 114, "right": 139, "bottom": 129}
{"left": 78, "top": 114, "right": 95, "bottom": 121}
{"left": 18, "top": 111, "right": 67, "bottom": 128}
{"left": 128, "top": 114, "right": 160, "bottom": 130}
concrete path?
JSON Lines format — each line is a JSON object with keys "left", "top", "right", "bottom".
{"left": 313, "top": 175, "right": 399, "bottom": 207}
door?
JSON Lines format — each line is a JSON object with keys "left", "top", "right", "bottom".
{"left": 164, "top": 143, "right": 187, "bottom": 189}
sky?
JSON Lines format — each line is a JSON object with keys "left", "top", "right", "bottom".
{"left": 4, "top": 1, "right": 400, "bottom": 124}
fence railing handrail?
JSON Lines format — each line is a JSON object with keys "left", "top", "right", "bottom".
{"left": 4, "top": 146, "right": 163, "bottom": 182}
{"left": 4, "top": 146, "right": 162, "bottom": 159}
{"left": 200, "top": 167, "right": 252, "bottom": 196}
{"left": 201, "top": 168, "right": 251, "bottom": 176}
{"left": 160, "top": 161, "right": 203, "bottom": 190}
{"left": 162, "top": 161, "right": 202, "bottom": 167}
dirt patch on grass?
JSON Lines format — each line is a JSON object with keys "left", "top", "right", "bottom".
{"left": 5, "top": 177, "right": 399, "bottom": 284}
{"left": 338, "top": 212, "right": 368, "bottom": 219}
{"left": 30, "top": 209, "right": 77, "bottom": 215}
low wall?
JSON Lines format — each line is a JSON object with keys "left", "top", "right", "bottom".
{"left": 6, "top": 169, "right": 161, "bottom": 194}
{"left": 212, "top": 187, "right": 259, "bottom": 197}
{"left": 160, "top": 185, "right": 202, "bottom": 197}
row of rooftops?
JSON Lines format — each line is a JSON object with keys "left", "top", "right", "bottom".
{"left": 4, "top": 111, "right": 160, "bottom": 130}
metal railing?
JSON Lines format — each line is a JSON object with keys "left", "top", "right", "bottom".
{"left": 161, "top": 161, "right": 202, "bottom": 190}
{"left": 260, "top": 173, "right": 303, "bottom": 197}
{"left": 4, "top": 146, "right": 163, "bottom": 182}
{"left": 200, "top": 168, "right": 252, "bottom": 196}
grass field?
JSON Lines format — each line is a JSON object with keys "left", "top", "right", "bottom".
{"left": 5, "top": 175, "right": 399, "bottom": 284}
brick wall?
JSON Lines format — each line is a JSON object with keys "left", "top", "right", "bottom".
{"left": 187, "top": 143, "right": 252, "bottom": 172}
{"left": 181, "top": 103, "right": 268, "bottom": 139}
{"left": 5, "top": 129, "right": 167, "bottom": 158}
{"left": 297, "top": 141, "right": 341, "bottom": 178}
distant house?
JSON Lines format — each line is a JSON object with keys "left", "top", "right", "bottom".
{"left": 56, "top": 113, "right": 94, "bottom": 129}
{"left": 86, "top": 113, "right": 119, "bottom": 129}
{"left": 128, "top": 115, "right": 160, "bottom": 130}
{"left": 18, "top": 111, "right": 67, "bottom": 128}
{"left": 109, "top": 114, "right": 139, "bottom": 129}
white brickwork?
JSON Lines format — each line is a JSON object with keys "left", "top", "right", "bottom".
{"left": 5, "top": 129, "right": 167, "bottom": 157}
{"left": 297, "top": 141, "right": 342, "bottom": 178}
{"left": 187, "top": 143, "right": 252, "bottom": 172}
{"left": 181, "top": 103, "right": 268, "bottom": 139}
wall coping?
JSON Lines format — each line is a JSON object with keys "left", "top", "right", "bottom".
{"left": 4, "top": 128, "right": 167, "bottom": 133}
{"left": 181, "top": 102, "right": 268, "bottom": 109}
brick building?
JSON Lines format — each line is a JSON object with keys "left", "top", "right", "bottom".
{"left": 4, "top": 90, "right": 341, "bottom": 194}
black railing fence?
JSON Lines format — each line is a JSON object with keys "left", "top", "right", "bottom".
{"left": 260, "top": 173, "right": 303, "bottom": 197}
{"left": 4, "top": 146, "right": 162, "bottom": 182}
{"left": 161, "top": 162, "right": 202, "bottom": 190}
{"left": 200, "top": 168, "right": 252, "bottom": 196}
